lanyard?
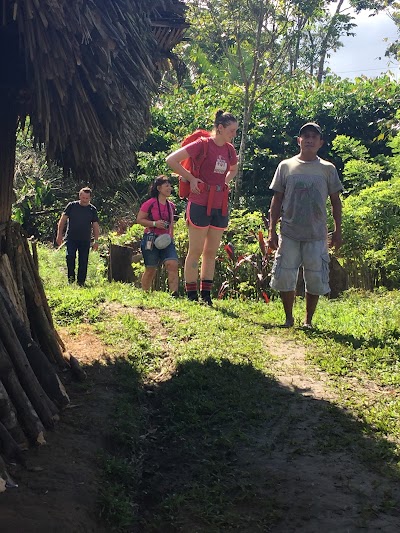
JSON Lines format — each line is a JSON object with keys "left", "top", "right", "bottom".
{"left": 157, "top": 198, "right": 171, "bottom": 224}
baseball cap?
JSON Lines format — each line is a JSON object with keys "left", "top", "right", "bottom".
{"left": 298, "top": 122, "right": 323, "bottom": 137}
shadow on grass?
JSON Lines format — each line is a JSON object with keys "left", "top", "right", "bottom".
{"left": 300, "top": 325, "right": 400, "bottom": 351}
{"left": 113, "top": 358, "right": 400, "bottom": 533}
{"left": 215, "top": 305, "right": 278, "bottom": 330}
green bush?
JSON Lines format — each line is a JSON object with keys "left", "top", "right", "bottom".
{"left": 111, "top": 209, "right": 273, "bottom": 301}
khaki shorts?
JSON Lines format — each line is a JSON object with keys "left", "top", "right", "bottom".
{"left": 270, "top": 236, "right": 330, "bottom": 295}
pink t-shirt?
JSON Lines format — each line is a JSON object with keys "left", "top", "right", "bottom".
{"left": 185, "top": 138, "right": 237, "bottom": 209}
{"left": 140, "top": 198, "right": 175, "bottom": 235}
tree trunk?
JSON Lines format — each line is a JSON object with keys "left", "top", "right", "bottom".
{"left": 233, "top": 93, "right": 252, "bottom": 207}
{"left": 0, "top": 90, "right": 17, "bottom": 224}
{"left": 317, "top": 0, "right": 344, "bottom": 83}
{"left": 108, "top": 243, "right": 141, "bottom": 283}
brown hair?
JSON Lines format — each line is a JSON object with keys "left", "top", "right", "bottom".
{"left": 214, "top": 109, "right": 237, "bottom": 129}
{"left": 149, "top": 175, "right": 172, "bottom": 198}
{"left": 79, "top": 187, "right": 92, "bottom": 195}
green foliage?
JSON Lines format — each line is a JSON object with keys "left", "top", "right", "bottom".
{"left": 216, "top": 210, "right": 273, "bottom": 300}
{"left": 108, "top": 224, "right": 143, "bottom": 247}
{"left": 341, "top": 177, "right": 400, "bottom": 288}
{"left": 13, "top": 129, "right": 67, "bottom": 239}
{"left": 332, "top": 134, "right": 370, "bottom": 162}
{"left": 37, "top": 242, "right": 108, "bottom": 294}
{"left": 42, "top": 252, "right": 400, "bottom": 529}
{"left": 342, "top": 159, "right": 384, "bottom": 193}
{"left": 332, "top": 135, "right": 385, "bottom": 193}
{"left": 139, "top": 74, "right": 400, "bottom": 212}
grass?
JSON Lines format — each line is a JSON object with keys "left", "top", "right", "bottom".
{"left": 38, "top": 244, "right": 400, "bottom": 531}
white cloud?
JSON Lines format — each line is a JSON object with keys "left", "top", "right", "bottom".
{"left": 327, "top": 4, "right": 399, "bottom": 78}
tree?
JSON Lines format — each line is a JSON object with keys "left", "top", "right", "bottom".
{"left": 0, "top": 0, "right": 188, "bottom": 489}
{"left": 176, "top": 0, "right": 395, "bottom": 205}
{"left": 331, "top": 135, "right": 385, "bottom": 193}
{"left": 181, "top": 0, "right": 326, "bottom": 205}
{"left": 315, "top": 0, "right": 395, "bottom": 82}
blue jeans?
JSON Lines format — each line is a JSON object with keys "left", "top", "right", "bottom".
{"left": 66, "top": 240, "right": 91, "bottom": 285}
{"left": 140, "top": 234, "right": 178, "bottom": 267}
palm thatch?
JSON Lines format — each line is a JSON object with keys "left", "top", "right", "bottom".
{"left": 0, "top": 0, "right": 189, "bottom": 491}
{"left": 2, "top": 0, "right": 188, "bottom": 185}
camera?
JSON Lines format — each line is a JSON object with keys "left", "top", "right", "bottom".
{"left": 164, "top": 222, "right": 170, "bottom": 229}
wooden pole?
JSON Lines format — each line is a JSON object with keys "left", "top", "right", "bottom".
{"left": 0, "top": 89, "right": 17, "bottom": 224}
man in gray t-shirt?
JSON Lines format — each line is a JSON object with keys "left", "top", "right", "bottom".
{"left": 267, "top": 122, "right": 343, "bottom": 328}
{"left": 56, "top": 187, "right": 100, "bottom": 286}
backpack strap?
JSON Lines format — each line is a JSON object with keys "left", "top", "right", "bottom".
{"left": 191, "top": 137, "right": 210, "bottom": 178}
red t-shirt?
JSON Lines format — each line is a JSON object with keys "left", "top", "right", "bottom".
{"left": 140, "top": 198, "right": 175, "bottom": 235}
{"left": 185, "top": 138, "right": 237, "bottom": 209}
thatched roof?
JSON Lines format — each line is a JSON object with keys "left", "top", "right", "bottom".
{"left": 1, "top": 0, "right": 188, "bottom": 185}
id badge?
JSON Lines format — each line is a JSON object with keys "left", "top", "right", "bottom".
{"left": 145, "top": 233, "right": 155, "bottom": 250}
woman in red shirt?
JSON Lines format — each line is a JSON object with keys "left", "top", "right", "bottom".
{"left": 166, "top": 110, "right": 238, "bottom": 304}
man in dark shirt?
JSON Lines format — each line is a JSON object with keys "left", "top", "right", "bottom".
{"left": 56, "top": 187, "right": 100, "bottom": 286}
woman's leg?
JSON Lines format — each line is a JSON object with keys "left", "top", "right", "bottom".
{"left": 184, "top": 224, "right": 208, "bottom": 283}
{"left": 200, "top": 227, "right": 224, "bottom": 304}
{"left": 164, "top": 260, "right": 179, "bottom": 293}
{"left": 141, "top": 267, "right": 157, "bottom": 291}
{"left": 200, "top": 227, "right": 224, "bottom": 280}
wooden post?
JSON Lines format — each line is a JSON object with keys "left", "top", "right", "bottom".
{"left": 0, "top": 90, "right": 17, "bottom": 224}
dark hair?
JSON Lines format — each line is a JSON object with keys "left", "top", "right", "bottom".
{"left": 79, "top": 187, "right": 92, "bottom": 195}
{"left": 149, "top": 175, "right": 171, "bottom": 198}
{"left": 214, "top": 109, "right": 237, "bottom": 129}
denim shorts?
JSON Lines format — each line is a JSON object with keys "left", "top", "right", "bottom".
{"left": 270, "top": 236, "right": 330, "bottom": 295}
{"left": 186, "top": 202, "right": 228, "bottom": 230}
{"left": 140, "top": 233, "right": 179, "bottom": 267}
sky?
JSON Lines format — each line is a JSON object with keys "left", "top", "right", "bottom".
{"left": 327, "top": 4, "right": 399, "bottom": 79}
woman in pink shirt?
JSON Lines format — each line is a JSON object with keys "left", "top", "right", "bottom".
{"left": 166, "top": 110, "right": 238, "bottom": 304}
{"left": 136, "top": 176, "right": 179, "bottom": 296}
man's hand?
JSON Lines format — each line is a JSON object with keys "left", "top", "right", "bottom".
{"left": 330, "top": 231, "right": 342, "bottom": 250}
{"left": 56, "top": 235, "right": 63, "bottom": 247}
{"left": 92, "top": 241, "right": 99, "bottom": 251}
{"left": 267, "top": 232, "right": 279, "bottom": 251}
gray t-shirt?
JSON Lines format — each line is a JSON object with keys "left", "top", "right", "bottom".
{"left": 269, "top": 156, "right": 343, "bottom": 242}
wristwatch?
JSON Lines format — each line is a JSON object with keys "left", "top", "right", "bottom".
{"left": 153, "top": 221, "right": 156, "bottom": 227}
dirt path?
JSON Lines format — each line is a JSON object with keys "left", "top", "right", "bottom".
{"left": 1, "top": 312, "right": 399, "bottom": 532}
{"left": 248, "top": 334, "right": 400, "bottom": 532}
{"left": 0, "top": 328, "right": 113, "bottom": 533}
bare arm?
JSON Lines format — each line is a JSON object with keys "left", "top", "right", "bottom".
{"left": 166, "top": 146, "right": 203, "bottom": 194}
{"left": 56, "top": 214, "right": 68, "bottom": 246}
{"left": 136, "top": 210, "right": 169, "bottom": 230}
{"left": 92, "top": 221, "right": 100, "bottom": 250}
{"left": 266, "top": 192, "right": 284, "bottom": 250}
{"left": 329, "top": 192, "right": 342, "bottom": 250}
{"left": 225, "top": 164, "right": 238, "bottom": 185}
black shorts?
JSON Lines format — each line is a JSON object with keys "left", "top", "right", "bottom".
{"left": 186, "top": 201, "right": 228, "bottom": 229}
